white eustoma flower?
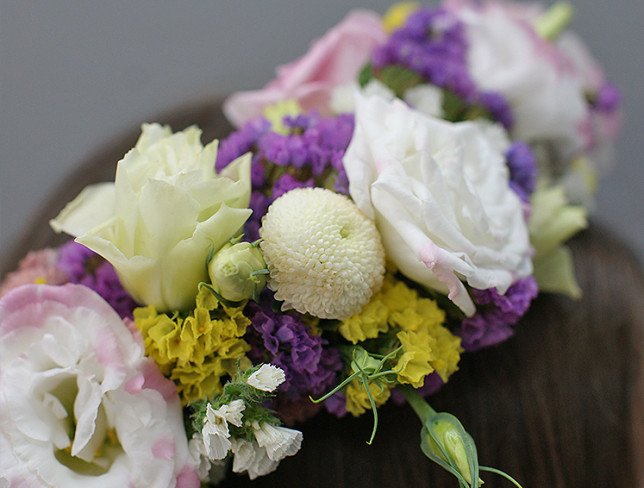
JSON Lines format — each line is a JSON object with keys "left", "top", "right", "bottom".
{"left": 344, "top": 94, "right": 532, "bottom": 316}
{"left": 246, "top": 364, "right": 286, "bottom": 392}
{"left": 450, "top": 2, "right": 587, "bottom": 158}
{"left": 331, "top": 79, "right": 443, "bottom": 118}
{"left": 51, "top": 123, "right": 252, "bottom": 312}
{"left": 201, "top": 400, "right": 245, "bottom": 461}
{"left": 0, "top": 284, "right": 198, "bottom": 488}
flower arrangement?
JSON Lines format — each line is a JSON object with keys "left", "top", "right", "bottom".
{"left": 0, "top": 2, "right": 621, "bottom": 487}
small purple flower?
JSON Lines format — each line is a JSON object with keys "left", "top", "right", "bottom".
{"left": 594, "top": 82, "right": 620, "bottom": 114}
{"left": 373, "top": 7, "right": 477, "bottom": 101}
{"left": 57, "top": 241, "right": 139, "bottom": 318}
{"left": 324, "top": 392, "right": 348, "bottom": 418}
{"left": 505, "top": 141, "right": 537, "bottom": 203}
{"left": 246, "top": 298, "right": 343, "bottom": 400}
{"left": 216, "top": 111, "right": 356, "bottom": 236}
{"left": 480, "top": 91, "right": 514, "bottom": 130}
{"left": 457, "top": 277, "right": 539, "bottom": 351}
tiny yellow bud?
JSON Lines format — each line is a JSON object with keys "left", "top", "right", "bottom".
{"left": 383, "top": 2, "right": 420, "bottom": 33}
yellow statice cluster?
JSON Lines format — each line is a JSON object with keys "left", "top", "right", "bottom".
{"left": 134, "top": 288, "right": 252, "bottom": 404}
{"left": 345, "top": 378, "right": 392, "bottom": 417}
{"left": 339, "top": 276, "right": 462, "bottom": 388}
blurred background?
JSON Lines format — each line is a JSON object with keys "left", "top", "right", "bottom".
{"left": 1, "top": 0, "right": 642, "bottom": 263}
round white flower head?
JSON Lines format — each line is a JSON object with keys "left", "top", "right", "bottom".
{"left": 344, "top": 94, "right": 532, "bottom": 316}
{"left": 0, "top": 284, "right": 197, "bottom": 488}
{"left": 246, "top": 364, "right": 286, "bottom": 392}
{"left": 260, "top": 187, "right": 385, "bottom": 319}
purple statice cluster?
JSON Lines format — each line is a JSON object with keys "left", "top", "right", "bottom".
{"left": 216, "top": 111, "right": 355, "bottom": 240}
{"left": 505, "top": 141, "right": 537, "bottom": 203}
{"left": 372, "top": 7, "right": 513, "bottom": 129}
{"left": 57, "top": 241, "right": 139, "bottom": 318}
{"left": 457, "top": 277, "right": 539, "bottom": 351}
{"left": 245, "top": 297, "right": 343, "bottom": 405}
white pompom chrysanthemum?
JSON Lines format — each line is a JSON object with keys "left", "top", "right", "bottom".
{"left": 260, "top": 188, "right": 385, "bottom": 319}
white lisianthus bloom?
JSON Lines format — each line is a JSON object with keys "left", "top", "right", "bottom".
{"left": 0, "top": 284, "right": 198, "bottom": 488}
{"left": 344, "top": 94, "right": 532, "bottom": 316}
{"left": 450, "top": 2, "right": 587, "bottom": 158}
{"left": 246, "top": 364, "right": 286, "bottom": 392}
{"left": 51, "top": 123, "right": 252, "bottom": 312}
{"left": 331, "top": 79, "right": 443, "bottom": 118}
{"left": 201, "top": 400, "right": 245, "bottom": 461}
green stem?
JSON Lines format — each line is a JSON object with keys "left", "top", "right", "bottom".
{"left": 480, "top": 466, "right": 524, "bottom": 488}
{"left": 398, "top": 385, "right": 437, "bottom": 423}
{"left": 309, "top": 371, "right": 358, "bottom": 404}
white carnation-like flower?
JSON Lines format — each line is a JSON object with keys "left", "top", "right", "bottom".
{"left": 0, "top": 284, "right": 197, "bottom": 488}
{"left": 201, "top": 400, "right": 245, "bottom": 461}
{"left": 260, "top": 188, "right": 385, "bottom": 319}
{"left": 230, "top": 423, "right": 303, "bottom": 480}
{"left": 344, "top": 94, "right": 532, "bottom": 316}
{"left": 246, "top": 364, "right": 286, "bottom": 392}
{"left": 253, "top": 423, "right": 303, "bottom": 462}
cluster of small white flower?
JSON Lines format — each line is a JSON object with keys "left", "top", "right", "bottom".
{"left": 191, "top": 365, "right": 302, "bottom": 481}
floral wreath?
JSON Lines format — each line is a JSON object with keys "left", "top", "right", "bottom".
{"left": 0, "top": 2, "right": 620, "bottom": 487}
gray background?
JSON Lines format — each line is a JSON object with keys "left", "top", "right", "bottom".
{"left": 1, "top": 0, "right": 642, "bottom": 262}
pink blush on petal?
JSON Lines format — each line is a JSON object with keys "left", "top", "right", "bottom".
{"left": 141, "top": 361, "right": 178, "bottom": 402}
{"left": 176, "top": 466, "right": 200, "bottom": 488}
{"left": 151, "top": 438, "right": 175, "bottom": 460}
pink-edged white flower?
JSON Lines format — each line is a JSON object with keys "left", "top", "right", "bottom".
{"left": 246, "top": 364, "right": 286, "bottom": 392}
{"left": 448, "top": 1, "right": 587, "bottom": 159}
{"left": 223, "top": 10, "right": 386, "bottom": 126}
{"left": 344, "top": 94, "right": 532, "bottom": 316}
{"left": 201, "top": 399, "right": 245, "bottom": 460}
{"left": 0, "top": 284, "right": 197, "bottom": 488}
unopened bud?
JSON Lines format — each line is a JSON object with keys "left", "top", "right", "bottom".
{"left": 208, "top": 242, "right": 268, "bottom": 302}
{"left": 421, "top": 412, "right": 481, "bottom": 486}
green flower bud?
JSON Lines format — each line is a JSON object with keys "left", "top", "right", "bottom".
{"left": 207, "top": 241, "right": 268, "bottom": 302}
{"left": 420, "top": 412, "right": 481, "bottom": 487}
{"left": 350, "top": 346, "right": 383, "bottom": 376}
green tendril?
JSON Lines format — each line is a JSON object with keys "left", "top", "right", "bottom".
{"left": 480, "top": 466, "right": 524, "bottom": 488}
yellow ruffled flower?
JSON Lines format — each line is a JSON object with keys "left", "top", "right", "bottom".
{"left": 345, "top": 378, "right": 392, "bottom": 417}
{"left": 395, "top": 330, "right": 435, "bottom": 388}
{"left": 134, "top": 288, "right": 251, "bottom": 404}
{"left": 339, "top": 275, "right": 461, "bottom": 389}
{"left": 382, "top": 2, "right": 420, "bottom": 33}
